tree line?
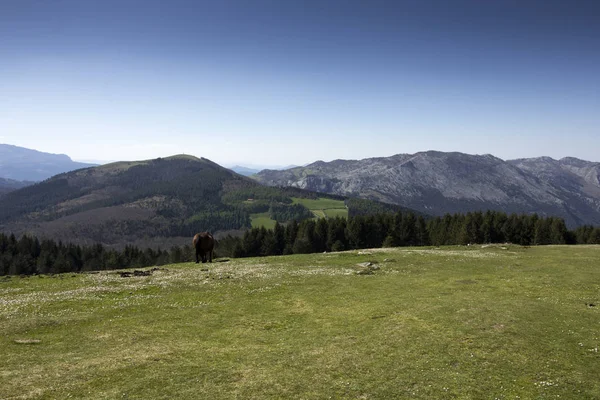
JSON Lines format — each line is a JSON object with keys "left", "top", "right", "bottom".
{"left": 2, "top": 210, "right": 599, "bottom": 276}
{"left": 220, "top": 210, "right": 600, "bottom": 258}
{"left": 0, "top": 233, "right": 197, "bottom": 276}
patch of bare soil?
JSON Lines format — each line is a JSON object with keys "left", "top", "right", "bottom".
{"left": 119, "top": 268, "right": 168, "bottom": 278}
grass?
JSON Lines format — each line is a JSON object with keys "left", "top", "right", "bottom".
{"left": 324, "top": 208, "right": 349, "bottom": 218}
{"left": 95, "top": 160, "right": 149, "bottom": 173}
{"left": 311, "top": 209, "right": 326, "bottom": 218}
{"left": 250, "top": 212, "right": 277, "bottom": 229}
{"left": 2, "top": 245, "right": 600, "bottom": 399}
{"left": 292, "top": 197, "right": 348, "bottom": 219}
{"left": 291, "top": 197, "right": 346, "bottom": 210}
{"left": 250, "top": 197, "right": 348, "bottom": 229}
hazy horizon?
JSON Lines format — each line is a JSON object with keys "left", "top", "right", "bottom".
{"left": 1, "top": 1, "right": 599, "bottom": 166}
{"left": 3, "top": 142, "right": 599, "bottom": 170}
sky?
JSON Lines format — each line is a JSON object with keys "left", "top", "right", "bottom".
{"left": 1, "top": 0, "right": 599, "bottom": 166}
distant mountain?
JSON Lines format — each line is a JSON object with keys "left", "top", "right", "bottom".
{"left": 229, "top": 164, "right": 299, "bottom": 176}
{"left": 0, "top": 177, "right": 33, "bottom": 196}
{"left": 507, "top": 157, "right": 600, "bottom": 198}
{"left": 253, "top": 151, "right": 600, "bottom": 227}
{"left": 230, "top": 165, "right": 261, "bottom": 176}
{"left": 0, "top": 144, "right": 97, "bottom": 181}
{"left": 0, "top": 155, "right": 414, "bottom": 248}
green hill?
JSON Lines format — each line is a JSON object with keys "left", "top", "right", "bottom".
{"left": 0, "top": 155, "right": 419, "bottom": 248}
{"left": 0, "top": 156, "right": 251, "bottom": 246}
{"left": 1, "top": 245, "right": 599, "bottom": 399}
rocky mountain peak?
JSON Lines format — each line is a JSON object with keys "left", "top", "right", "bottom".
{"left": 253, "top": 151, "right": 600, "bottom": 227}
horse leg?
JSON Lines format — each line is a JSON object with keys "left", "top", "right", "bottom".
{"left": 195, "top": 248, "right": 199, "bottom": 263}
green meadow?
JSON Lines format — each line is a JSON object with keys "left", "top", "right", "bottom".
{"left": 291, "top": 197, "right": 348, "bottom": 219}
{"left": 1, "top": 245, "right": 599, "bottom": 399}
{"left": 249, "top": 212, "right": 278, "bottom": 229}
{"left": 249, "top": 197, "right": 348, "bottom": 228}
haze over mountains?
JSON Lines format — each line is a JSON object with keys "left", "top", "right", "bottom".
{"left": 2, "top": 144, "right": 600, "bottom": 232}
{"left": 0, "top": 177, "right": 33, "bottom": 196}
{"left": 0, "top": 153, "right": 407, "bottom": 248}
{"left": 254, "top": 151, "right": 600, "bottom": 228}
{"left": 228, "top": 164, "right": 299, "bottom": 176}
{"left": 0, "top": 144, "right": 96, "bottom": 182}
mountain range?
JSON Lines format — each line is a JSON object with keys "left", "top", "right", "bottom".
{"left": 229, "top": 164, "right": 299, "bottom": 176}
{"left": 253, "top": 151, "right": 600, "bottom": 228}
{"left": 229, "top": 165, "right": 262, "bottom": 176}
{"left": 0, "top": 144, "right": 96, "bottom": 182}
{"left": 1, "top": 143, "right": 599, "bottom": 247}
{"left": 0, "top": 154, "right": 404, "bottom": 248}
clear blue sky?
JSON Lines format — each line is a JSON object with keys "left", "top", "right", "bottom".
{"left": 1, "top": 0, "right": 599, "bottom": 166}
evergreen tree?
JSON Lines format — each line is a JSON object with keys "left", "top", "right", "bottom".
{"left": 284, "top": 220, "right": 299, "bottom": 255}
{"left": 589, "top": 228, "right": 600, "bottom": 244}
{"left": 384, "top": 212, "right": 403, "bottom": 247}
{"left": 346, "top": 215, "right": 367, "bottom": 249}
{"left": 293, "top": 220, "right": 317, "bottom": 254}
{"left": 534, "top": 218, "right": 552, "bottom": 245}
{"left": 493, "top": 212, "right": 508, "bottom": 243}
{"left": 550, "top": 218, "right": 568, "bottom": 244}
{"left": 326, "top": 217, "right": 347, "bottom": 251}
{"left": 521, "top": 214, "right": 536, "bottom": 245}
{"left": 481, "top": 211, "right": 495, "bottom": 243}
{"left": 416, "top": 216, "right": 429, "bottom": 246}
{"left": 399, "top": 212, "right": 417, "bottom": 246}
{"left": 273, "top": 222, "right": 286, "bottom": 255}
{"left": 259, "top": 227, "right": 277, "bottom": 256}
{"left": 503, "top": 214, "right": 522, "bottom": 244}
{"left": 314, "top": 218, "right": 329, "bottom": 253}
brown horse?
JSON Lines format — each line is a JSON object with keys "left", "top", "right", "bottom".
{"left": 193, "top": 232, "right": 215, "bottom": 263}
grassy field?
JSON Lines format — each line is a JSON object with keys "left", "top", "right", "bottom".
{"left": 250, "top": 197, "right": 348, "bottom": 229}
{"left": 291, "top": 197, "right": 348, "bottom": 219}
{"left": 2, "top": 245, "right": 600, "bottom": 399}
{"left": 323, "top": 208, "right": 350, "bottom": 218}
{"left": 249, "top": 212, "right": 278, "bottom": 229}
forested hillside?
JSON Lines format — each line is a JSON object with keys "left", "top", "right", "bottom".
{"left": 0, "top": 177, "right": 32, "bottom": 196}
{"left": 0, "top": 155, "right": 416, "bottom": 248}
{"left": 0, "top": 156, "right": 250, "bottom": 244}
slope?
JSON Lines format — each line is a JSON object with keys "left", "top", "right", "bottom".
{"left": 254, "top": 151, "right": 600, "bottom": 227}
{"left": 0, "top": 155, "right": 254, "bottom": 246}
{"left": 0, "top": 155, "right": 419, "bottom": 247}
{"left": 1, "top": 245, "right": 599, "bottom": 399}
{"left": 0, "top": 177, "right": 33, "bottom": 196}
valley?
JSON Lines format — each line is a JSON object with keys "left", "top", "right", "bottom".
{"left": 0, "top": 154, "right": 401, "bottom": 248}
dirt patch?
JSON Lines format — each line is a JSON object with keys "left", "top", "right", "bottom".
{"left": 119, "top": 268, "right": 168, "bottom": 278}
